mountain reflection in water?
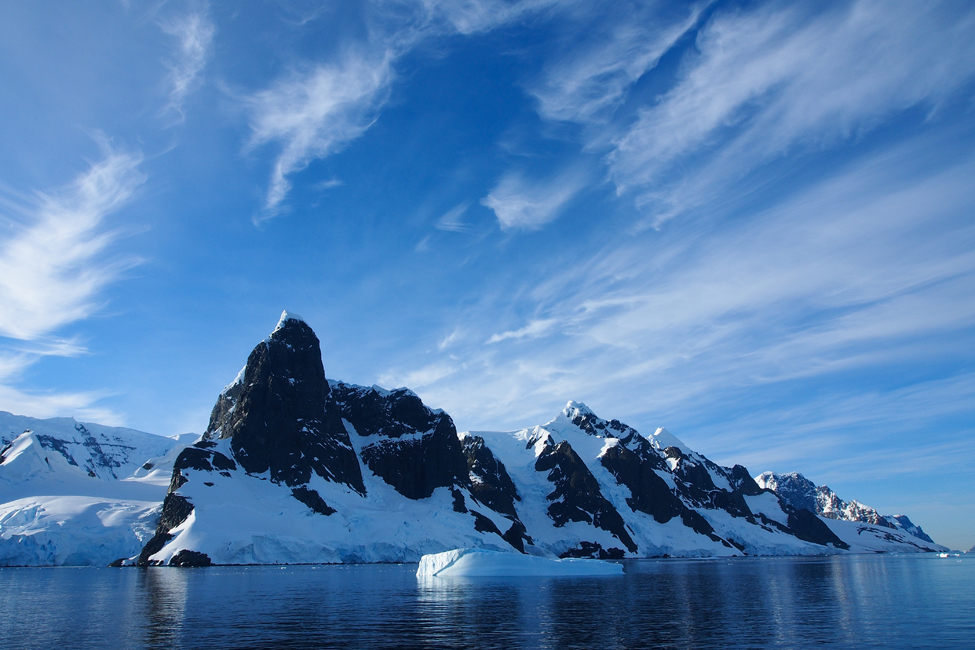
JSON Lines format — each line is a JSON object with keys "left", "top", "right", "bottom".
{"left": 1, "top": 554, "right": 972, "bottom": 649}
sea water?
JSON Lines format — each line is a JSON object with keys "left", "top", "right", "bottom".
{"left": 1, "top": 554, "right": 972, "bottom": 649}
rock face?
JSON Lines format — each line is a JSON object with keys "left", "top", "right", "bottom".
{"left": 756, "top": 471, "right": 942, "bottom": 552}
{"left": 757, "top": 472, "right": 900, "bottom": 530}
{"left": 204, "top": 313, "right": 364, "bottom": 493}
{"left": 330, "top": 382, "right": 467, "bottom": 500}
{"left": 131, "top": 313, "right": 942, "bottom": 566}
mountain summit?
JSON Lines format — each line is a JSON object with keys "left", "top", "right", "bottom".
{"left": 126, "top": 313, "right": 942, "bottom": 566}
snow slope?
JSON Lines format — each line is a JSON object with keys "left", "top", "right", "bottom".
{"left": 0, "top": 412, "right": 196, "bottom": 565}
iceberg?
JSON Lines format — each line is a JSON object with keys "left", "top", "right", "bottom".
{"left": 416, "top": 548, "right": 624, "bottom": 578}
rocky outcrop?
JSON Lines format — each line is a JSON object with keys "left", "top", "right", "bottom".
{"left": 460, "top": 434, "right": 520, "bottom": 518}
{"left": 332, "top": 382, "right": 469, "bottom": 500}
{"left": 535, "top": 439, "right": 638, "bottom": 554}
{"left": 203, "top": 313, "right": 364, "bottom": 493}
{"left": 756, "top": 471, "right": 915, "bottom": 532}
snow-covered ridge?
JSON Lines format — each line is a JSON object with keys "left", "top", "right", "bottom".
{"left": 755, "top": 471, "right": 940, "bottom": 547}
{"left": 2, "top": 316, "right": 946, "bottom": 566}
{"left": 0, "top": 412, "right": 196, "bottom": 566}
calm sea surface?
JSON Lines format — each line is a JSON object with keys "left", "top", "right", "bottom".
{"left": 1, "top": 554, "right": 972, "bottom": 649}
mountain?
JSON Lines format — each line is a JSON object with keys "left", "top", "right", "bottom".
{"left": 135, "top": 311, "right": 933, "bottom": 567}
{"left": 0, "top": 412, "right": 194, "bottom": 565}
{"left": 756, "top": 472, "right": 942, "bottom": 552}
{"left": 2, "top": 312, "right": 943, "bottom": 566}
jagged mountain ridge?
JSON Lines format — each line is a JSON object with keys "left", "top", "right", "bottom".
{"left": 133, "top": 312, "right": 941, "bottom": 566}
{"left": 756, "top": 471, "right": 937, "bottom": 545}
{"left": 1, "top": 313, "right": 943, "bottom": 566}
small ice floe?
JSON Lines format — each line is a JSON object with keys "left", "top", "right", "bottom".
{"left": 416, "top": 548, "right": 623, "bottom": 578}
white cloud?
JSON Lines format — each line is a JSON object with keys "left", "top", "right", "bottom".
{"left": 487, "top": 318, "right": 556, "bottom": 344}
{"left": 481, "top": 168, "right": 586, "bottom": 230}
{"left": 0, "top": 381, "right": 123, "bottom": 425}
{"left": 159, "top": 7, "right": 215, "bottom": 121}
{"left": 419, "top": 0, "right": 560, "bottom": 36}
{"left": 389, "top": 139, "right": 975, "bottom": 444}
{"left": 246, "top": 50, "right": 394, "bottom": 219}
{"left": 435, "top": 203, "right": 471, "bottom": 232}
{"left": 530, "top": 2, "right": 708, "bottom": 124}
{"left": 608, "top": 0, "right": 975, "bottom": 217}
{"left": 242, "top": 0, "right": 563, "bottom": 220}
{"left": 378, "top": 361, "right": 458, "bottom": 390}
{"left": 0, "top": 150, "right": 145, "bottom": 341}
{"left": 0, "top": 149, "right": 144, "bottom": 424}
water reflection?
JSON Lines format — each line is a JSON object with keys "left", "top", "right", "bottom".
{"left": 0, "top": 555, "right": 972, "bottom": 649}
{"left": 139, "top": 567, "right": 189, "bottom": 649}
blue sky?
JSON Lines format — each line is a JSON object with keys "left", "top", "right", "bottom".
{"left": 1, "top": 0, "right": 973, "bottom": 549}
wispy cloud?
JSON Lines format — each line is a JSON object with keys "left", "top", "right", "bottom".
{"left": 378, "top": 360, "right": 458, "bottom": 390}
{"left": 0, "top": 148, "right": 144, "bottom": 423}
{"left": 396, "top": 137, "right": 975, "bottom": 449}
{"left": 481, "top": 168, "right": 586, "bottom": 230}
{"left": 530, "top": 2, "right": 709, "bottom": 124}
{"left": 0, "top": 150, "right": 145, "bottom": 341}
{"left": 608, "top": 0, "right": 975, "bottom": 221}
{"left": 487, "top": 318, "right": 556, "bottom": 344}
{"left": 435, "top": 203, "right": 471, "bottom": 232}
{"left": 159, "top": 6, "right": 215, "bottom": 122}
{"left": 246, "top": 50, "right": 394, "bottom": 220}
{"left": 243, "top": 0, "right": 563, "bottom": 221}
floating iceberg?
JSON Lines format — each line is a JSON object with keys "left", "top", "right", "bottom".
{"left": 416, "top": 548, "right": 624, "bottom": 578}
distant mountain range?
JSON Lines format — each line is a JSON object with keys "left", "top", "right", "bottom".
{"left": 1, "top": 312, "right": 945, "bottom": 566}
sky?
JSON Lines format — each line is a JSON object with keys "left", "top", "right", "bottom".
{"left": 0, "top": 0, "right": 973, "bottom": 549}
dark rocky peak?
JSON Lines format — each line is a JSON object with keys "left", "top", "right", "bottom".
{"left": 534, "top": 439, "right": 638, "bottom": 556}
{"left": 333, "top": 381, "right": 468, "bottom": 500}
{"left": 560, "top": 401, "right": 639, "bottom": 445}
{"left": 199, "top": 311, "right": 364, "bottom": 492}
{"left": 460, "top": 434, "right": 520, "bottom": 518}
{"left": 755, "top": 471, "right": 818, "bottom": 513}
{"left": 329, "top": 381, "right": 440, "bottom": 439}
{"left": 599, "top": 441, "right": 684, "bottom": 524}
{"left": 728, "top": 464, "right": 764, "bottom": 496}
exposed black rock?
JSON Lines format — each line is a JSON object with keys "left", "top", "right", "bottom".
{"left": 501, "top": 520, "right": 532, "bottom": 554}
{"left": 535, "top": 440, "right": 638, "bottom": 553}
{"left": 203, "top": 315, "right": 364, "bottom": 493}
{"left": 334, "top": 383, "right": 470, "bottom": 500}
{"left": 451, "top": 488, "right": 468, "bottom": 513}
{"left": 291, "top": 486, "right": 336, "bottom": 516}
{"left": 330, "top": 383, "right": 439, "bottom": 439}
{"left": 169, "top": 442, "right": 237, "bottom": 492}
{"left": 567, "top": 406, "right": 639, "bottom": 446}
{"left": 785, "top": 507, "right": 850, "bottom": 549}
{"left": 729, "top": 465, "right": 764, "bottom": 496}
{"left": 358, "top": 413, "right": 469, "bottom": 500}
{"left": 471, "top": 510, "right": 504, "bottom": 537}
{"left": 169, "top": 550, "right": 211, "bottom": 567}
{"left": 137, "top": 493, "right": 195, "bottom": 566}
{"left": 461, "top": 434, "right": 520, "bottom": 518}
{"left": 559, "top": 541, "right": 625, "bottom": 560}
{"left": 599, "top": 442, "right": 683, "bottom": 523}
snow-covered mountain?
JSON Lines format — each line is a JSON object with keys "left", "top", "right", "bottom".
{"left": 755, "top": 472, "right": 943, "bottom": 552}
{"left": 131, "top": 312, "right": 942, "bottom": 567}
{"left": 0, "top": 412, "right": 195, "bottom": 565}
{"left": 2, "top": 312, "right": 944, "bottom": 566}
